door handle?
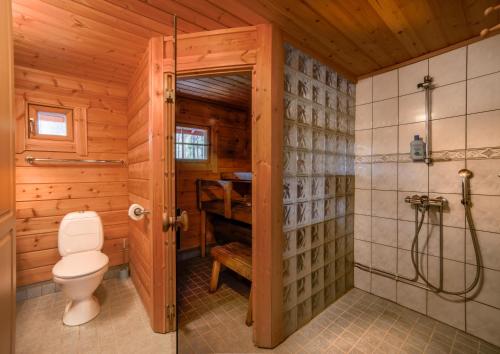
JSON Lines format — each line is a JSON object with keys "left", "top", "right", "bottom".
{"left": 163, "top": 210, "right": 189, "bottom": 232}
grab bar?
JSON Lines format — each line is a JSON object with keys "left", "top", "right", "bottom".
{"left": 25, "top": 156, "right": 124, "bottom": 165}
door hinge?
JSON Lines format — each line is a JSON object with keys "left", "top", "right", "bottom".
{"left": 164, "top": 89, "right": 175, "bottom": 103}
{"left": 166, "top": 304, "right": 176, "bottom": 321}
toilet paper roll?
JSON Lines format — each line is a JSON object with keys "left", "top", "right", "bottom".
{"left": 128, "top": 203, "right": 146, "bottom": 221}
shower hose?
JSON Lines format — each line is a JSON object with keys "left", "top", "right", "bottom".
{"left": 410, "top": 199, "right": 482, "bottom": 295}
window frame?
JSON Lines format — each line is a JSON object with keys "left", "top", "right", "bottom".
{"left": 175, "top": 122, "right": 217, "bottom": 171}
{"left": 175, "top": 124, "right": 210, "bottom": 162}
{"left": 27, "top": 103, "right": 74, "bottom": 141}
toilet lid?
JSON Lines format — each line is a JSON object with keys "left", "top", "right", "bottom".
{"left": 53, "top": 251, "right": 109, "bottom": 279}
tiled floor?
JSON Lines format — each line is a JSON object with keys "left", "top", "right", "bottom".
{"left": 178, "top": 256, "right": 500, "bottom": 354}
{"left": 16, "top": 257, "right": 500, "bottom": 354}
{"left": 15, "top": 277, "right": 175, "bottom": 354}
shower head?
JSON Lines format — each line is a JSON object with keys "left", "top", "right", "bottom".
{"left": 458, "top": 169, "right": 473, "bottom": 179}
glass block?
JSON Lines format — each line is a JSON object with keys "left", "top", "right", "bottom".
{"left": 283, "top": 203, "right": 296, "bottom": 231}
{"left": 345, "top": 237, "right": 354, "bottom": 257}
{"left": 324, "top": 219, "right": 335, "bottom": 241}
{"left": 337, "top": 113, "right": 348, "bottom": 134}
{"left": 337, "top": 75, "right": 347, "bottom": 93}
{"left": 324, "top": 261, "right": 336, "bottom": 285}
{"left": 283, "top": 256, "right": 297, "bottom": 285}
{"left": 324, "top": 198, "right": 336, "bottom": 220}
{"left": 311, "top": 176, "right": 324, "bottom": 200}
{"left": 297, "top": 101, "right": 312, "bottom": 125}
{"left": 336, "top": 136, "right": 347, "bottom": 156}
{"left": 284, "top": 121, "right": 297, "bottom": 148}
{"left": 312, "top": 129, "right": 325, "bottom": 152}
{"left": 297, "top": 201, "right": 311, "bottom": 227}
{"left": 296, "top": 274, "right": 312, "bottom": 305}
{"left": 312, "top": 60, "right": 325, "bottom": 82}
{"left": 325, "top": 109, "right": 337, "bottom": 131}
{"left": 346, "top": 136, "right": 355, "bottom": 156}
{"left": 311, "top": 268, "right": 324, "bottom": 293}
{"left": 347, "top": 80, "right": 356, "bottom": 97}
{"left": 336, "top": 217, "right": 346, "bottom": 238}
{"left": 284, "top": 43, "right": 298, "bottom": 69}
{"left": 310, "top": 223, "right": 324, "bottom": 247}
{"left": 284, "top": 68, "right": 298, "bottom": 95}
{"left": 345, "top": 271, "right": 354, "bottom": 290}
{"left": 283, "top": 282, "right": 297, "bottom": 311}
{"left": 335, "top": 275, "right": 346, "bottom": 298}
{"left": 297, "top": 74, "right": 312, "bottom": 101}
{"left": 325, "top": 155, "right": 336, "bottom": 176}
{"left": 283, "top": 230, "right": 296, "bottom": 258}
{"left": 345, "top": 214, "right": 354, "bottom": 234}
{"left": 335, "top": 256, "right": 345, "bottom": 278}
{"left": 283, "top": 149, "right": 297, "bottom": 176}
{"left": 312, "top": 153, "right": 325, "bottom": 175}
{"left": 346, "top": 159, "right": 355, "bottom": 175}
{"left": 336, "top": 196, "right": 346, "bottom": 217}
{"left": 283, "top": 176, "right": 297, "bottom": 204}
{"left": 297, "top": 125, "right": 312, "bottom": 150}
{"left": 324, "top": 240, "right": 335, "bottom": 263}
{"left": 336, "top": 155, "right": 347, "bottom": 175}
{"left": 311, "top": 290, "right": 325, "bottom": 317}
{"left": 347, "top": 97, "right": 355, "bottom": 117}
{"left": 324, "top": 176, "right": 336, "bottom": 198}
{"left": 296, "top": 176, "right": 311, "bottom": 202}
{"left": 346, "top": 195, "right": 354, "bottom": 216}
{"left": 336, "top": 175, "right": 346, "bottom": 197}
{"left": 335, "top": 236, "right": 345, "bottom": 260}
{"left": 311, "top": 245, "right": 324, "bottom": 271}
{"left": 283, "top": 307, "right": 298, "bottom": 337}
{"left": 325, "top": 132, "right": 336, "bottom": 154}
{"left": 284, "top": 95, "right": 297, "bottom": 121}
{"left": 296, "top": 251, "right": 311, "bottom": 278}
{"left": 297, "top": 298, "right": 312, "bottom": 328}
{"left": 312, "top": 84, "right": 325, "bottom": 105}
{"left": 348, "top": 117, "right": 355, "bottom": 135}
{"left": 296, "top": 151, "right": 312, "bottom": 176}
{"left": 311, "top": 199, "right": 324, "bottom": 224}
{"left": 325, "top": 88, "right": 337, "bottom": 110}
{"left": 298, "top": 53, "right": 312, "bottom": 76}
{"left": 296, "top": 226, "right": 311, "bottom": 253}
{"left": 345, "top": 252, "right": 354, "bottom": 274}
{"left": 312, "top": 107, "right": 325, "bottom": 128}
{"left": 324, "top": 283, "right": 336, "bottom": 305}
{"left": 326, "top": 70, "right": 337, "bottom": 88}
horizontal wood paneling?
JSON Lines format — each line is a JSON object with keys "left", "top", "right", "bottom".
{"left": 176, "top": 95, "right": 251, "bottom": 250}
{"left": 15, "top": 67, "right": 129, "bottom": 286}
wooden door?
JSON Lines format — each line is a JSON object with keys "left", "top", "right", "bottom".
{"left": 0, "top": 0, "right": 16, "bottom": 353}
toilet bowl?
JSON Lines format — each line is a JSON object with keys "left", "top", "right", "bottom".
{"left": 52, "top": 211, "right": 109, "bottom": 326}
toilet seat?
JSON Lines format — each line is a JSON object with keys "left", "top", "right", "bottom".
{"left": 53, "top": 250, "right": 109, "bottom": 279}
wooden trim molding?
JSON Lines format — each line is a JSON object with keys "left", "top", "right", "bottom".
{"left": 163, "top": 24, "right": 284, "bottom": 348}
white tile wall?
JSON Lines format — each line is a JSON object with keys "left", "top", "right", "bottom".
{"left": 353, "top": 33, "right": 500, "bottom": 347}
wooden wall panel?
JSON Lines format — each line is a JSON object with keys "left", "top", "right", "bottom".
{"left": 127, "top": 44, "right": 154, "bottom": 323}
{"left": 176, "top": 96, "right": 251, "bottom": 251}
{"left": 14, "top": 66, "right": 129, "bottom": 287}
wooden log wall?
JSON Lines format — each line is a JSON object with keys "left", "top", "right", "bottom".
{"left": 176, "top": 96, "right": 251, "bottom": 250}
{"left": 15, "top": 66, "right": 129, "bottom": 287}
{"left": 127, "top": 45, "right": 154, "bottom": 318}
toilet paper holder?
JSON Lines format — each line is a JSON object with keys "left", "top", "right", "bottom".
{"left": 132, "top": 207, "right": 150, "bottom": 216}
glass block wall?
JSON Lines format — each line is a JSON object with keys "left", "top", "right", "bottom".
{"left": 282, "top": 43, "right": 356, "bottom": 336}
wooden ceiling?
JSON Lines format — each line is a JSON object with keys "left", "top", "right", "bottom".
{"left": 177, "top": 73, "right": 252, "bottom": 109}
{"left": 12, "top": 0, "right": 500, "bottom": 85}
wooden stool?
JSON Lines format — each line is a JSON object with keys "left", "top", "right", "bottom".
{"left": 209, "top": 242, "right": 253, "bottom": 326}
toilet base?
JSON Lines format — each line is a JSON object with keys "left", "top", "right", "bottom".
{"left": 62, "top": 295, "right": 100, "bottom": 326}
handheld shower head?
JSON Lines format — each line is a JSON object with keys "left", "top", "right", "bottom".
{"left": 459, "top": 169, "right": 473, "bottom": 205}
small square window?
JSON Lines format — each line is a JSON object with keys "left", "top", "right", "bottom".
{"left": 28, "top": 104, "right": 73, "bottom": 141}
{"left": 175, "top": 125, "right": 209, "bottom": 161}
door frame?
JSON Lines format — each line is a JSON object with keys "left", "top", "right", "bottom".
{"left": 159, "top": 24, "right": 285, "bottom": 348}
{"left": 0, "top": 0, "right": 16, "bottom": 352}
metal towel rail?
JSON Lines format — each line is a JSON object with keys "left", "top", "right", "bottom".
{"left": 25, "top": 156, "right": 124, "bottom": 165}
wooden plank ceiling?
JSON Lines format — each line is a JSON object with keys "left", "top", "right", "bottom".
{"left": 177, "top": 73, "right": 251, "bottom": 109}
{"left": 12, "top": 0, "right": 499, "bottom": 84}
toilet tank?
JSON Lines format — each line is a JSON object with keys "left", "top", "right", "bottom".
{"left": 58, "top": 211, "right": 104, "bottom": 257}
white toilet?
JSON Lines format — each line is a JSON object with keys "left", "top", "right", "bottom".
{"left": 52, "top": 211, "right": 109, "bottom": 326}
